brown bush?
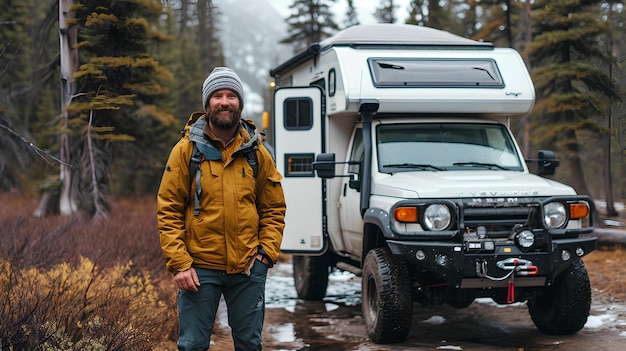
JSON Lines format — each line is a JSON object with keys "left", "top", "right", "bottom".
{"left": 0, "top": 193, "right": 177, "bottom": 350}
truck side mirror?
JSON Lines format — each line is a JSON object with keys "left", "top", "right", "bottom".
{"left": 312, "top": 153, "right": 336, "bottom": 178}
{"left": 537, "top": 150, "right": 560, "bottom": 176}
{"left": 348, "top": 178, "right": 360, "bottom": 191}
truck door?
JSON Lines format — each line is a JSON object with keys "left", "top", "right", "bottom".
{"left": 274, "top": 86, "right": 326, "bottom": 254}
{"left": 338, "top": 126, "right": 365, "bottom": 257}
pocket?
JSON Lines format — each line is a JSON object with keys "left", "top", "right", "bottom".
{"left": 250, "top": 258, "right": 269, "bottom": 281}
{"left": 263, "top": 174, "right": 284, "bottom": 206}
{"left": 237, "top": 162, "right": 257, "bottom": 203}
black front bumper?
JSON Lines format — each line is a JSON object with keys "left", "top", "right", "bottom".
{"left": 387, "top": 236, "right": 597, "bottom": 288}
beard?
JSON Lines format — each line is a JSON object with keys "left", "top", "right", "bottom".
{"left": 207, "top": 106, "right": 241, "bottom": 130}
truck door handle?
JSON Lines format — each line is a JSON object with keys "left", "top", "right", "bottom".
{"left": 343, "top": 183, "right": 347, "bottom": 196}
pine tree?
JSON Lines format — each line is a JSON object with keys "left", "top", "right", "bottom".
{"left": 426, "top": 0, "right": 448, "bottom": 30}
{"left": 344, "top": 0, "right": 360, "bottom": 28}
{"left": 405, "top": 0, "right": 426, "bottom": 25}
{"left": 600, "top": 0, "right": 625, "bottom": 216}
{"left": 161, "top": 1, "right": 203, "bottom": 123}
{"left": 527, "top": 0, "right": 619, "bottom": 197}
{"left": 374, "top": 0, "right": 398, "bottom": 23}
{"left": 403, "top": 0, "right": 459, "bottom": 33}
{"left": 280, "top": 0, "right": 340, "bottom": 52}
{"left": 197, "top": 0, "right": 224, "bottom": 70}
{"left": 61, "top": 0, "right": 175, "bottom": 217}
{"left": 0, "top": 0, "right": 59, "bottom": 193}
{"left": 469, "top": 0, "right": 524, "bottom": 48}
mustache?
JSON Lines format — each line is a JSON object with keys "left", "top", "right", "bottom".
{"left": 216, "top": 107, "right": 234, "bottom": 113}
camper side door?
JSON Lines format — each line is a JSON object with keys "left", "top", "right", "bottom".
{"left": 274, "top": 86, "right": 326, "bottom": 254}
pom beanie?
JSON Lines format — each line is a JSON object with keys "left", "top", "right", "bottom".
{"left": 202, "top": 67, "right": 245, "bottom": 110}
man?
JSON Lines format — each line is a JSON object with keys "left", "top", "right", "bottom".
{"left": 157, "top": 67, "right": 286, "bottom": 351}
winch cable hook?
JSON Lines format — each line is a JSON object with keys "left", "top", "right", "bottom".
{"left": 507, "top": 259, "right": 518, "bottom": 303}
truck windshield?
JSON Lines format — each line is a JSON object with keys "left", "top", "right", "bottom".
{"left": 376, "top": 123, "right": 523, "bottom": 173}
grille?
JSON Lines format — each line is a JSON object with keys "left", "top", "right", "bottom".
{"left": 462, "top": 205, "right": 538, "bottom": 238}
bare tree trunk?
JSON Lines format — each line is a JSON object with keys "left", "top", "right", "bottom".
{"left": 565, "top": 130, "right": 591, "bottom": 196}
{"left": 59, "top": 0, "right": 79, "bottom": 215}
{"left": 518, "top": 0, "right": 532, "bottom": 157}
{"left": 603, "top": 4, "right": 618, "bottom": 217}
{"left": 605, "top": 138, "right": 618, "bottom": 216}
{"left": 36, "top": 0, "right": 79, "bottom": 216}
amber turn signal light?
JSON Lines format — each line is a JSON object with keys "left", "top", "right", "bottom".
{"left": 569, "top": 203, "right": 589, "bottom": 219}
{"left": 393, "top": 206, "right": 418, "bottom": 223}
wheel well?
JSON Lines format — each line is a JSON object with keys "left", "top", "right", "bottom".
{"left": 362, "top": 223, "right": 387, "bottom": 265}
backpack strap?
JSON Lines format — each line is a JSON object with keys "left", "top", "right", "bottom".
{"left": 189, "top": 143, "right": 204, "bottom": 217}
{"left": 244, "top": 146, "right": 259, "bottom": 178}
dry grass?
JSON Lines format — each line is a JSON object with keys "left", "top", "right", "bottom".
{"left": 0, "top": 192, "right": 178, "bottom": 350}
{"left": 584, "top": 246, "right": 626, "bottom": 302}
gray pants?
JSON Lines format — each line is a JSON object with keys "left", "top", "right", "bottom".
{"left": 177, "top": 261, "right": 268, "bottom": 351}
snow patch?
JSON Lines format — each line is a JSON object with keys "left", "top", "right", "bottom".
{"left": 585, "top": 313, "right": 618, "bottom": 329}
{"left": 268, "top": 323, "right": 296, "bottom": 343}
{"left": 422, "top": 315, "right": 446, "bottom": 325}
{"left": 437, "top": 345, "right": 463, "bottom": 350}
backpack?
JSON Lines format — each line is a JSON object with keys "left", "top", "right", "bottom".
{"left": 182, "top": 113, "right": 260, "bottom": 216}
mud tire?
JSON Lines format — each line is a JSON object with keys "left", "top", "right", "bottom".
{"left": 361, "top": 248, "right": 412, "bottom": 343}
{"left": 528, "top": 259, "right": 591, "bottom": 335}
{"left": 293, "top": 254, "right": 330, "bottom": 300}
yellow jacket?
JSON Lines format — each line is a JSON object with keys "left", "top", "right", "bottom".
{"left": 157, "top": 113, "right": 286, "bottom": 274}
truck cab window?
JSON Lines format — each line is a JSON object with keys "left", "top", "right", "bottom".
{"left": 348, "top": 129, "right": 363, "bottom": 174}
{"left": 376, "top": 123, "right": 522, "bottom": 173}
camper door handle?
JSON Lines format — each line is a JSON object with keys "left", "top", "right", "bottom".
{"left": 343, "top": 183, "right": 347, "bottom": 196}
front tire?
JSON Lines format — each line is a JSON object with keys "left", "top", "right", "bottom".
{"left": 361, "top": 248, "right": 412, "bottom": 343}
{"left": 293, "top": 254, "right": 330, "bottom": 300}
{"left": 528, "top": 259, "right": 591, "bottom": 335}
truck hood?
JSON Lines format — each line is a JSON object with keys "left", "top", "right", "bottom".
{"left": 371, "top": 171, "right": 577, "bottom": 199}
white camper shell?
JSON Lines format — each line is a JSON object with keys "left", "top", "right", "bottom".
{"left": 270, "top": 24, "right": 596, "bottom": 344}
{"left": 272, "top": 24, "right": 534, "bottom": 116}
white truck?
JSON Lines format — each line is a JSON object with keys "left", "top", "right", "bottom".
{"left": 270, "top": 24, "right": 597, "bottom": 343}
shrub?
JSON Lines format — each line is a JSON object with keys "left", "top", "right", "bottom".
{"left": 0, "top": 193, "right": 177, "bottom": 350}
{"left": 0, "top": 258, "right": 171, "bottom": 350}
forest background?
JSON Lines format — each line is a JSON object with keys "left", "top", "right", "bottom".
{"left": 0, "top": 0, "right": 624, "bottom": 349}
{"left": 0, "top": 0, "right": 624, "bottom": 217}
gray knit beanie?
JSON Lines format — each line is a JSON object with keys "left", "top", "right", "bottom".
{"left": 202, "top": 67, "right": 244, "bottom": 110}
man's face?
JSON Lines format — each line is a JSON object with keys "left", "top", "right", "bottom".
{"left": 206, "top": 89, "right": 241, "bottom": 129}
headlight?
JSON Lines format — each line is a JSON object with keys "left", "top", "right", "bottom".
{"left": 516, "top": 230, "right": 535, "bottom": 248}
{"left": 544, "top": 202, "right": 566, "bottom": 228}
{"left": 423, "top": 204, "right": 451, "bottom": 231}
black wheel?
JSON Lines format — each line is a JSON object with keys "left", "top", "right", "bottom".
{"left": 361, "top": 248, "right": 412, "bottom": 344}
{"left": 293, "top": 254, "right": 330, "bottom": 300}
{"left": 528, "top": 259, "right": 591, "bottom": 335}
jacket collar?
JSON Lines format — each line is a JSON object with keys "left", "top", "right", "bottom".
{"left": 188, "top": 116, "right": 259, "bottom": 160}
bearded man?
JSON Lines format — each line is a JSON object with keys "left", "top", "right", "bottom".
{"left": 157, "top": 67, "right": 286, "bottom": 351}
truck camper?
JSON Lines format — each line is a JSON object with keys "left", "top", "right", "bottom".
{"left": 270, "top": 24, "right": 597, "bottom": 343}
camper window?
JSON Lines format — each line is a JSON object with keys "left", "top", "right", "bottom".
{"left": 368, "top": 58, "right": 504, "bottom": 88}
{"left": 284, "top": 97, "right": 313, "bottom": 130}
{"left": 328, "top": 69, "right": 336, "bottom": 97}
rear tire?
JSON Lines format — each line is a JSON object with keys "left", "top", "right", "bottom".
{"left": 293, "top": 254, "right": 330, "bottom": 300}
{"left": 361, "top": 248, "right": 412, "bottom": 343}
{"left": 528, "top": 259, "right": 591, "bottom": 335}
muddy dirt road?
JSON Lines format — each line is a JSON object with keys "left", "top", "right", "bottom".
{"left": 248, "top": 260, "right": 626, "bottom": 351}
